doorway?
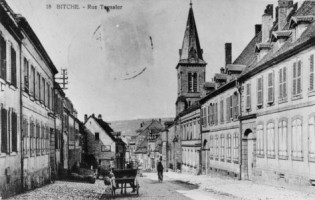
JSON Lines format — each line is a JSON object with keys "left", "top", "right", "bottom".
{"left": 244, "top": 129, "right": 254, "bottom": 180}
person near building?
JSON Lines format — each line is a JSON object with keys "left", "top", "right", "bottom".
{"left": 157, "top": 157, "right": 164, "bottom": 182}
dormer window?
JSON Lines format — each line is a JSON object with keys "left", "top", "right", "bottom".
{"left": 289, "top": 15, "right": 314, "bottom": 41}
{"left": 255, "top": 43, "right": 272, "bottom": 61}
{"left": 271, "top": 30, "right": 292, "bottom": 49}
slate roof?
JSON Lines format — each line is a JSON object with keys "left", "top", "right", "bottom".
{"left": 214, "top": 73, "right": 229, "bottom": 81}
{"left": 204, "top": 82, "right": 216, "bottom": 89}
{"left": 134, "top": 136, "right": 148, "bottom": 154}
{"left": 86, "top": 115, "right": 116, "bottom": 142}
{"left": 178, "top": 5, "right": 206, "bottom": 65}
{"left": 239, "top": 1, "right": 315, "bottom": 80}
{"left": 226, "top": 64, "right": 246, "bottom": 72}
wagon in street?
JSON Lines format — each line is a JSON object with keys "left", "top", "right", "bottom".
{"left": 110, "top": 169, "right": 140, "bottom": 196}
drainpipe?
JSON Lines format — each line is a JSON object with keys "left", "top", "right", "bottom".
{"left": 199, "top": 107, "right": 202, "bottom": 175}
{"left": 19, "top": 39, "right": 24, "bottom": 192}
{"left": 237, "top": 81, "right": 243, "bottom": 180}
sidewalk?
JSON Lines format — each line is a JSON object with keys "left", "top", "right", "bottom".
{"left": 144, "top": 171, "right": 315, "bottom": 200}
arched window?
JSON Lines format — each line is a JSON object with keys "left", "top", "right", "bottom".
{"left": 309, "top": 116, "right": 315, "bottom": 161}
{"left": 292, "top": 118, "right": 303, "bottom": 160}
{"left": 267, "top": 122, "right": 275, "bottom": 158}
{"left": 278, "top": 119, "right": 288, "bottom": 159}
{"left": 256, "top": 124, "right": 264, "bottom": 156}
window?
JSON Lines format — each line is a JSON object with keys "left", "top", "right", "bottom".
{"left": 1, "top": 106, "right": 8, "bottom": 153}
{"left": 30, "top": 121, "right": 35, "bottom": 155}
{"left": 246, "top": 83, "right": 251, "bottom": 109}
{"left": 193, "top": 73, "right": 197, "bottom": 92}
{"left": 95, "top": 132, "right": 99, "bottom": 140}
{"left": 188, "top": 73, "right": 193, "bottom": 92}
{"left": 257, "top": 77, "right": 263, "bottom": 106}
{"left": 233, "top": 133, "right": 239, "bottom": 162}
{"left": 24, "top": 58, "right": 29, "bottom": 93}
{"left": 36, "top": 122, "right": 40, "bottom": 155}
{"left": 233, "top": 93, "right": 239, "bottom": 120}
{"left": 36, "top": 72, "right": 40, "bottom": 100}
{"left": 41, "top": 78, "right": 45, "bottom": 104}
{"left": 267, "top": 72, "right": 274, "bottom": 103}
{"left": 309, "top": 116, "right": 315, "bottom": 161}
{"left": 220, "top": 134, "right": 225, "bottom": 160}
{"left": 215, "top": 135, "right": 219, "bottom": 159}
{"left": 11, "top": 110, "right": 17, "bottom": 152}
{"left": 226, "top": 97, "right": 230, "bottom": 122}
{"left": 310, "top": 55, "right": 314, "bottom": 91}
{"left": 11, "top": 47, "right": 17, "bottom": 87}
{"left": 214, "top": 103, "right": 218, "bottom": 125}
{"left": 267, "top": 122, "right": 275, "bottom": 158}
{"left": 202, "top": 107, "right": 207, "bottom": 127}
{"left": 209, "top": 104, "right": 213, "bottom": 125}
{"left": 278, "top": 120, "right": 288, "bottom": 159}
{"left": 0, "top": 33, "right": 6, "bottom": 80}
{"left": 292, "top": 118, "right": 303, "bottom": 160}
{"left": 207, "top": 104, "right": 210, "bottom": 125}
{"left": 227, "top": 134, "right": 232, "bottom": 161}
{"left": 229, "top": 96, "right": 233, "bottom": 120}
{"left": 209, "top": 135, "right": 214, "bottom": 159}
{"left": 30, "top": 66, "right": 35, "bottom": 97}
{"left": 293, "top": 61, "right": 302, "bottom": 96}
{"left": 279, "top": 67, "right": 287, "bottom": 100}
{"left": 256, "top": 124, "right": 264, "bottom": 156}
{"left": 220, "top": 100, "right": 224, "bottom": 123}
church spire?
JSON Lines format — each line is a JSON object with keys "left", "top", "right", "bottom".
{"left": 179, "top": 3, "right": 204, "bottom": 63}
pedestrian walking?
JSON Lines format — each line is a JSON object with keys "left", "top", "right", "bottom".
{"left": 157, "top": 157, "right": 164, "bottom": 182}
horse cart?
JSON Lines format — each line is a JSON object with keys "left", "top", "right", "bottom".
{"left": 110, "top": 169, "right": 140, "bottom": 196}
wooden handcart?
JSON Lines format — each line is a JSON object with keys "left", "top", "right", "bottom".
{"left": 111, "top": 169, "right": 140, "bottom": 196}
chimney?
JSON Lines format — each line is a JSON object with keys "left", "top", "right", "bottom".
{"left": 262, "top": 4, "right": 273, "bottom": 43}
{"left": 225, "top": 43, "right": 232, "bottom": 66}
{"left": 98, "top": 114, "right": 102, "bottom": 120}
{"left": 84, "top": 114, "right": 88, "bottom": 122}
{"left": 92, "top": 113, "right": 95, "bottom": 117}
{"left": 255, "top": 24, "right": 262, "bottom": 35}
{"left": 278, "top": 0, "right": 293, "bottom": 31}
{"left": 159, "top": 118, "right": 161, "bottom": 123}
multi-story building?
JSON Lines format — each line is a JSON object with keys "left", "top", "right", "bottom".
{"left": 238, "top": 0, "right": 315, "bottom": 186}
{"left": 0, "top": 1, "right": 23, "bottom": 197}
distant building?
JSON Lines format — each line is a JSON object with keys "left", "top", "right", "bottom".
{"left": 84, "top": 114, "right": 125, "bottom": 169}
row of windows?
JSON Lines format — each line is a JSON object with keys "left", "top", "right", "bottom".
{"left": 0, "top": 33, "right": 17, "bottom": 87}
{"left": 182, "top": 148, "right": 198, "bottom": 167}
{"left": 23, "top": 57, "right": 53, "bottom": 110}
{"left": 205, "top": 133, "right": 239, "bottom": 162}
{"left": 181, "top": 120, "right": 200, "bottom": 140}
{"left": 0, "top": 105, "right": 18, "bottom": 154}
{"left": 246, "top": 55, "right": 315, "bottom": 109}
{"left": 201, "top": 92, "right": 239, "bottom": 127}
{"left": 256, "top": 116, "right": 315, "bottom": 161}
{"left": 22, "top": 119, "right": 50, "bottom": 157}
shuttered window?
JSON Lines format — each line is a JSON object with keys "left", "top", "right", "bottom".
{"left": 246, "top": 83, "right": 251, "bottom": 109}
{"left": 278, "top": 120, "right": 288, "bottom": 159}
{"left": 310, "top": 55, "right": 314, "bottom": 91}
{"left": 267, "top": 72, "right": 274, "bottom": 103}
{"left": 267, "top": 122, "right": 275, "bottom": 158}
{"left": 229, "top": 96, "right": 233, "bottom": 120}
{"left": 279, "top": 67, "right": 287, "bottom": 99}
{"left": 226, "top": 97, "right": 230, "bottom": 122}
{"left": 11, "top": 47, "right": 17, "bottom": 87}
{"left": 0, "top": 33, "right": 6, "bottom": 80}
{"left": 257, "top": 77, "right": 263, "bottom": 106}
{"left": 220, "top": 100, "right": 224, "bottom": 123}
{"left": 209, "top": 104, "right": 213, "bottom": 125}
{"left": 24, "top": 58, "right": 29, "bottom": 93}
{"left": 1, "top": 107, "right": 8, "bottom": 153}
{"left": 12, "top": 111, "right": 17, "bottom": 152}
{"left": 233, "top": 93, "right": 239, "bottom": 119}
{"left": 36, "top": 73, "right": 40, "bottom": 100}
{"left": 36, "top": 123, "right": 40, "bottom": 155}
{"left": 292, "top": 118, "right": 303, "bottom": 159}
{"left": 30, "top": 66, "right": 35, "bottom": 97}
{"left": 293, "top": 61, "right": 302, "bottom": 96}
{"left": 233, "top": 133, "right": 239, "bottom": 162}
{"left": 207, "top": 105, "right": 210, "bottom": 125}
{"left": 41, "top": 78, "right": 45, "bottom": 104}
{"left": 256, "top": 124, "right": 264, "bottom": 156}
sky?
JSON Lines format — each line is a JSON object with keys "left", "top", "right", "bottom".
{"left": 5, "top": 0, "right": 293, "bottom": 122}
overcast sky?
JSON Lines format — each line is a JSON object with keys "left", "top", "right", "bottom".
{"left": 6, "top": 0, "right": 292, "bottom": 121}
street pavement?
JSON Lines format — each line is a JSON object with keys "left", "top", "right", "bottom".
{"left": 7, "top": 174, "right": 234, "bottom": 200}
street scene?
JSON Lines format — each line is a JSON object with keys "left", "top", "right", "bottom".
{"left": 1, "top": 0, "right": 315, "bottom": 199}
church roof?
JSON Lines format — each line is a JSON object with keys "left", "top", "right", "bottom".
{"left": 178, "top": 5, "right": 205, "bottom": 65}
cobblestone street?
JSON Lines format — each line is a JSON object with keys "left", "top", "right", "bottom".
{"left": 7, "top": 174, "right": 227, "bottom": 200}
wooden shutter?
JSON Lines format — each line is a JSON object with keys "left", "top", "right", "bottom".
{"left": 257, "top": 77, "right": 263, "bottom": 105}
{"left": 200, "top": 107, "right": 203, "bottom": 126}
{"left": 0, "top": 34, "right": 6, "bottom": 80}
{"left": 283, "top": 67, "right": 287, "bottom": 97}
{"left": 220, "top": 100, "right": 224, "bottom": 123}
{"left": 229, "top": 96, "right": 233, "bottom": 120}
{"left": 207, "top": 105, "right": 210, "bottom": 125}
{"left": 297, "top": 61, "right": 302, "bottom": 94}
{"left": 226, "top": 97, "right": 230, "bottom": 121}
{"left": 1, "top": 107, "right": 7, "bottom": 153}
{"left": 11, "top": 47, "right": 17, "bottom": 87}
{"left": 311, "top": 55, "right": 314, "bottom": 91}
{"left": 12, "top": 111, "right": 17, "bottom": 152}
{"left": 279, "top": 69, "right": 283, "bottom": 99}
{"left": 293, "top": 62, "right": 297, "bottom": 96}
{"left": 268, "top": 72, "right": 274, "bottom": 103}
{"left": 246, "top": 83, "right": 251, "bottom": 109}
{"left": 234, "top": 94, "right": 239, "bottom": 119}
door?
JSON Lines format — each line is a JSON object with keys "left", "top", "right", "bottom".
{"left": 247, "top": 133, "right": 254, "bottom": 180}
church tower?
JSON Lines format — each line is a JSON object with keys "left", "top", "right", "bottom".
{"left": 176, "top": 2, "right": 207, "bottom": 116}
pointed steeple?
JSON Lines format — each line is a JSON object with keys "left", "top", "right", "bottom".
{"left": 179, "top": 3, "right": 204, "bottom": 63}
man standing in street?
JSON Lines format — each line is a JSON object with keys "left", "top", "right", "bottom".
{"left": 157, "top": 157, "right": 164, "bottom": 182}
